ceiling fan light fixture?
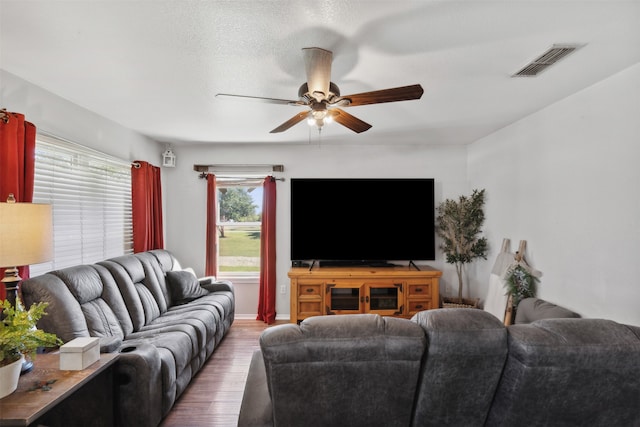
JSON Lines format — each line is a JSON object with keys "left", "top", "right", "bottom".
{"left": 219, "top": 48, "right": 424, "bottom": 134}
{"left": 307, "top": 108, "right": 333, "bottom": 129}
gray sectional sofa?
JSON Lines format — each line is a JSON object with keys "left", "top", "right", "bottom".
{"left": 238, "top": 310, "right": 640, "bottom": 427}
{"left": 21, "top": 249, "right": 234, "bottom": 427}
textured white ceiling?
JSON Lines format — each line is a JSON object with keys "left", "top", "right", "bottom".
{"left": 1, "top": 0, "right": 639, "bottom": 145}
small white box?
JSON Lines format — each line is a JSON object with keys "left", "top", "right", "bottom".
{"left": 59, "top": 337, "right": 100, "bottom": 370}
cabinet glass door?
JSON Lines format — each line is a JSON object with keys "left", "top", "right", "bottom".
{"left": 369, "top": 287, "right": 398, "bottom": 309}
{"left": 367, "top": 283, "right": 402, "bottom": 315}
{"left": 328, "top": 286, "right": 363, "bottom": 314}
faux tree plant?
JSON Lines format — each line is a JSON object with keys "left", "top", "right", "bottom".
{"left": 436, "top": 189, "right": 488, "bottom": 303}
{"left": 0, "top": 299, "right": 61, "bottom": 367}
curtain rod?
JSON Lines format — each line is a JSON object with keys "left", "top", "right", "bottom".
{"left": 193, "top": 164, "right": 284, "bottom": 173}
{"left": 198, "top": 172, "right": 285, "bottom": 182}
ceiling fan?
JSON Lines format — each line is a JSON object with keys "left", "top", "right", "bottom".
{"left": 216, "top": 47, "right": 424, "bottom": 134}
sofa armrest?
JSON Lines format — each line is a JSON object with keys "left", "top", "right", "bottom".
{"left": 99, "top": 336, "right": 122, "bottom": 353}
{"left": 237, "top": 350, "right": 273, "bottom": 427}
{"left": 201, "top": 279, "right": 234, "bottom": 294}
{"left": 114, "top": 343, "right": 163, "bottom": 427}
{"left": 197, "top": 276, "right": 215, "bottom": 286}
{"left": 515, "top": 297, "right": 580, "bottom": 324}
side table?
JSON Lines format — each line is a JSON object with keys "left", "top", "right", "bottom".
{"left": 0, "top": 352, "right": 118, "bottom": 427}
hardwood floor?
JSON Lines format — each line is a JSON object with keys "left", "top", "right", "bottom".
{"left": 159, "top": 319, "right": 285, "bottom": 427}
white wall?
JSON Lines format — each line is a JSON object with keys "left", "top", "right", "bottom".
{"left": 468, "top": 63, "right": 640, "bottom": 326}
{"left": 164, "top": 142, "right": 469, "bottom": 319}
{"left": 0, "top": 70, "right": 159, "bottom": 161}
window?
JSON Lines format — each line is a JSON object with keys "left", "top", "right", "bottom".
{"left": 216, "top": 179, "right": 262, "bottom": 279}
{"left": 30, "top": 134, "right": 132, "bottom": 277}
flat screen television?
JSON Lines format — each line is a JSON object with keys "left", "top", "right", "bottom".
{"left": 290, "top": 178, "right": 435, "bottom": 266}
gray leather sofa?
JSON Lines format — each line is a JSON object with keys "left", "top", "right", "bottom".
{"left": 238, "top": 310, "right": 640, "bottom": 427}
{"left": 21, "top": 249, "right": 234, "bottom": 427}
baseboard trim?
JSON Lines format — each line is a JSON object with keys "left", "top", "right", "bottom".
{"left": 234, "top": 313, "right": 291, "bottom": 321}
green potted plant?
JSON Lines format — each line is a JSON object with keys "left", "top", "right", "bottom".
{"left": 0, "top": 299, "right": 61, "bottom": 398}
{"left": 505, "top": 264, "right": 539, "bottom": 306}
{"left": 436, "top": 189, "right": 488, "bottom": 306}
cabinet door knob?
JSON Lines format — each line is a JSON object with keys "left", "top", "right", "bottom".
{"left": 416, "top": 288, "right": 423, "bottom": 292}
{"left": 306, "top": 288, "right": 314, "bottom": 293}
{"left": 416, "top": 304, "right": 423, "bottom": 309}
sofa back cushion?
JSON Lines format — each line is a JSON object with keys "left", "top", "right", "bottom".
{"left": 99, "top": 258, "right": 150, "bottom": 331}
{"left": 147, "top": 249, "right": 185, "bottom": 307}
{"left": 487, "top": 318, "right": 640, "bottom": 426}
{"left": 148, "top": 249, "right": 182, "bottom": 273}
{"left": 100, "top": 253, "right": 184, "bottom": 329}
{"left": 53, "top": 264, "right": 131, "bottom": 339}
{"left": 411, "top": 308, "right": 508, "bottom": 427}
{"left": 259, "top": 314, "right": 426, "bottom": 427}
{"left": 134, "top": 251, "right": 171, "bottom": 311}
{"left": 22, "top": 273, "right": 90, "bottom": 343}
{"left": 21, "top": 264, "right": 133, "bottom": 342}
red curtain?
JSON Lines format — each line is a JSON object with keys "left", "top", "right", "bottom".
{"left": 131, "top": 161, "right": 164, "bottom": 253}
{"left": 0, "top": 112, "right": 36, "bottom": 300}
{"left": 257, "top": 176, "right": 277, "bottom": 324}
{"left": 205, "top": 174, "right": 218, "bottom": 276}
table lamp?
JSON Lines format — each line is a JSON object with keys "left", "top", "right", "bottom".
{"left": 0, "top": 193, "right": 53, "bottom": 372}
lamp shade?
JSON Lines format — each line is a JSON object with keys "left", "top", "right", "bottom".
{"left": 0, "top": 202, "right": 53, "bottom": 268}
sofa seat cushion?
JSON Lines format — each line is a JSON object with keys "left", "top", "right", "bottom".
{"left": 147, "top": 308, "right": 219, "bottom": 354}
{"left": 171, "top": 292, "right": 234, "bottom": 321}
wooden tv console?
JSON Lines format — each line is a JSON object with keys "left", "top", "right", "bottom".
{"left": 288, "top": 265, "right": 442, "bottom": 323}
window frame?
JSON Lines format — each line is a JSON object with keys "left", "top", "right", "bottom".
{"left": 215, "top": 178, "right": 262, "bottom": 281}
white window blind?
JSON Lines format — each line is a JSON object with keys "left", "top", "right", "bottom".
{"left": 30, "top": 134, "right": 133, "bottom": 277}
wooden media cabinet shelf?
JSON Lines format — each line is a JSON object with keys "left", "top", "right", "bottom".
{"left": 289, "top": 266, "right": 442, "bottom": 323}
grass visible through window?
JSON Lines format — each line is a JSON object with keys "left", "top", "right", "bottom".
{"left": 219, "top": 225, "right": 260, "bottom": 272}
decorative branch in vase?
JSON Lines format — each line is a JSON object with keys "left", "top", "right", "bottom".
{"left": 436, "top": 189, "right": 488, "bottom": 304}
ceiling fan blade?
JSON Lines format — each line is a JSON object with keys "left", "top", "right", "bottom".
{"left": 302, "top": 47, "right": 332, "bottom": 100}
{"left": 216, "top": 93, "right": 306, "bottom": 106}
{"left": 330, "top": 108, "right": 372, "bottom": 133}
{"left": 338, "top": 84, "right": 424, "bottom": 107}
{"left": 270, "top": 111, "right": 309, "bottom": 133}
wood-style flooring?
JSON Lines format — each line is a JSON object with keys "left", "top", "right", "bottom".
{"left": 159, "top": 319, "right": 285, "bottom": 427}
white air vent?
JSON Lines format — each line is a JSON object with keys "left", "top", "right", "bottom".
{"left": 512, "top": 44, "right": 582, "bottom": 77}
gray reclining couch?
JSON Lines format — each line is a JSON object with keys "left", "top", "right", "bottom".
{"left": 239, "top": 309, "right": 640, "bottom": 427}
{"left": 21, "top": 249, "right": 234, "bottom": 427}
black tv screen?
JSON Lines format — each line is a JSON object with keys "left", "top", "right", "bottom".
{"left": 290, "top": 178, "right": 435, "bottom": 264}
